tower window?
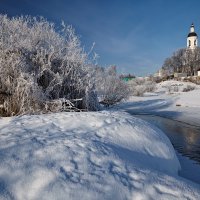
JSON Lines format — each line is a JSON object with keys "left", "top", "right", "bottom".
{"left": 194, "top": 40, "right": 196, "bottom": 46}
{"left": 189, "top": 40, "right": 191, "bottom": 46}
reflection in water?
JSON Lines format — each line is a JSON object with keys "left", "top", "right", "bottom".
{"left": 134, "top": 114, "right": 200, "bottom": 184}
{"left": 135, "top": 115, "right": 200, "bottom": 163}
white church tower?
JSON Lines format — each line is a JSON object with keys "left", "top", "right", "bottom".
{"left": 187, "top": 23, "right": 198, "bottom": 50}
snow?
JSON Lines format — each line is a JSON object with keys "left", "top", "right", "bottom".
{"left": 176, "top": 151, "right": 200, "bottom": 185}
{"left": 0, "top": 111, "right": 200, "bottom": 199}
{"left": 156, "top": 80, "right": 199, "bottom": 93}
{"left": 119, "top": 80, "right": 200, "bottom": 127}
{"left": 175, "top": 89, "right": 200, "bottom": 107}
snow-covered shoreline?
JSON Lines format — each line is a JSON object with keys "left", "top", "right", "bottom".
{"left": 118, "top": 80, "right": 200, "bottom": 127}
{"left": 0, "top": 111, "right": 200, "bottom": 199}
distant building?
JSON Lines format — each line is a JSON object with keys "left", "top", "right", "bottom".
{"left": 174, "top": 72, "right": 187, "bottom": 78}
{"left": 120, "top": 74, "right": 135, "bottom": 82}
{"left": 187, "top": 23, "right": 198, "bottom": 50}
{"left": 154, "top": 69, "right": 164, "bottom": 77}
{"left": 155, "top": 24, "right": 199, "bottom": 78}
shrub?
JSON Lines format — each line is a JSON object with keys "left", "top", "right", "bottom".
{"left": 128, "top": 78, "right": 156, "bottom": 96}
{"left": 0, "top": 15, "right": 100, "bottom": 116}
{"left": 182, "top": 85, "right": 195, "bottom": 92}
{"left": 95, "top": 66, "right": 130, "bottom": 106}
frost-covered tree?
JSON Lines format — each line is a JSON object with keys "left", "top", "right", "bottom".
{"left": 95, "top": 66, "right": 130, "bottom": 106}
{"left": 128, "top": 78, "right": 156, "bottom": 96}
{"left": 162, "top": 47, "right": 200, "bottom": 76}
{"left": 0, "top": 15, "right": 100, "bottom": 116}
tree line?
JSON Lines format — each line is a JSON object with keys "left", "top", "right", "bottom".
{"left": 162, "top": 47, "right": 200, "bottom": 76}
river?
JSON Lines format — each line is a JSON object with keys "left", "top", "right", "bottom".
{"left": 132, "top": 114, "right": 200, "bottom": 184}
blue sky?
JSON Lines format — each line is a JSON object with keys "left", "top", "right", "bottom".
{"left": 1, "top": 0, "right": 200, "bottom": 76}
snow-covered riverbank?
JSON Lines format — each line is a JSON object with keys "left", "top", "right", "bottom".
{"left": 0, "top": 111, "right": 200, "bottom": 199}
{"left": 119, "top": 80, "right": 200, "bottom": 127}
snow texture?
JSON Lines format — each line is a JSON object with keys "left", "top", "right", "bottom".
{"left": 120, "top": 80, "right": 200, "bottom": 127}
{"left": 0, "top": 111, "right": 200, "bottom": 199}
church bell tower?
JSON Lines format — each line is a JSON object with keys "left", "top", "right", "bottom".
{"left": 187, "top": 23, "right": 198, "bottom": 50}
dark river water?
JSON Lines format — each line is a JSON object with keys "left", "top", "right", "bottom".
{"left": 133, "top": 114, "right": 200, "bottom": 184}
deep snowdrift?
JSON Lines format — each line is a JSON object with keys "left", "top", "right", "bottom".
{"left": 0, "top": 111, "right": 200, "bottom": 199}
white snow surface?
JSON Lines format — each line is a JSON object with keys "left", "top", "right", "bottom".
{"left": 156, "top": 80, "right": 199, "bottom": 92}
{"left": 120, "top": 80, "right": 200, "bottom": 126}
{"left": 0, "top": 111, "right": 200, "bottom": 199}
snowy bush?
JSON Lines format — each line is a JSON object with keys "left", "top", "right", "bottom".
{"left": 0, "top": 15, "right": 100, "bottom": 116}
{"left": 182, "top": 85, "right": 195, "bottom": 92}
{"left": 128, "top": 78, "right": 156, "bottom": 96}
{"left": 166, "top": 85, "right": 179, "bottom": 93}
{"left": 95, "top": 66, "right": 130, "bottom": 106}
{"left": 162, "top": 82, "right": 196, "bottom": 94}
